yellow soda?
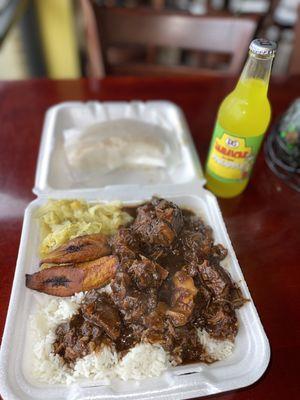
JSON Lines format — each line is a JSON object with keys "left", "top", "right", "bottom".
{"left": 205, "top": 39, "right": 277, "bottom": 198}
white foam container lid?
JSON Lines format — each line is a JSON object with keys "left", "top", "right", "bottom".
{"left": 0, "top": 101, "right": 270, "bottom": 400}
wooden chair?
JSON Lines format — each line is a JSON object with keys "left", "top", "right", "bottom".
{"left": 83, "top": 4, "right": 257, "bottom": 77}
{"left": 289, "top": 6, "right": 300, "bottom": 75}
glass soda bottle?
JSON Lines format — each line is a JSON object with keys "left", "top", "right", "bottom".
{"left": 205, "top": 39, "right": 277, "bottom": 198}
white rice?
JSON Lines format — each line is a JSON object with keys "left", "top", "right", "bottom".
{"left": 197, "top": 329, "right": 234, "bottom": 361}
{"left": 27, "top": 292, "right": 234, "bottom": 384}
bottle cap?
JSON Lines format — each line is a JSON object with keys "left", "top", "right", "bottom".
{"left": 249, "top": 38, "right": 277, "bottom": 56}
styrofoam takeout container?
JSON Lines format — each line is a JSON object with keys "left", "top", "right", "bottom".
{"left": 0, "top": 101, "right": 270, "bottom": 400}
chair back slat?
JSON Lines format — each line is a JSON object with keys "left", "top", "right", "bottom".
{"left": 91, "top": 5, "right": 257, "bottom": 76}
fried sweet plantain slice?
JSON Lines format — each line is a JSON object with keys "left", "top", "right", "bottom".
{"left": 26, "top": 255, "right": 118, "bottom": 297}
{"left": 40, "top": 234, "right": 111, "bottom": 265}
{"left": 79, "top": 257, "right": 118, "bottom": 291}
{"left": 40, "top": 262, "right": 71, "bottom": 270}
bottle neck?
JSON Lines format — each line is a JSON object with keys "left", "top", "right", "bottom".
{"left": 236, "top": 51, "right": 274, "bottom": 96}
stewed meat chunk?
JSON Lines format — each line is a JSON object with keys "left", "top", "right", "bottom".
{"left": 166, "top": 269, "right": 198, "bottom": 327}
{"left": 133, "top": 198, "right": 183, "bottom": 247}
{"left": 82, "top": 293, "right": 121, "bottom": 340}
{"left": 202, "top": 302, "right": 239, "bottom": 341}
{"left": 111, "top": 271, "right": 157, "bottom": 324}
{"left": 152, "top": 197, "right": 184, "bottom": 233}
{"left": 128, "top": 256, "right": 168, "bottom": 290}
{"left": 112, "top": 227, "right": 140, "bottom": 262}
{"left": 198, "top": 260, "right": 232, "bottom": 299}
{"left": 53, "top": 311, "right": 104, "bottom": 364}
{"left": 180, "top": 230, "right": 214, "bottom": 263}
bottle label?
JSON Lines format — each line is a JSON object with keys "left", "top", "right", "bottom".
{"left": 206, "top": 122, "right": 264, "bottom": 183}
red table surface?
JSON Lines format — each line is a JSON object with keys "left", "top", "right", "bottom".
{"left": 0, "top": 76, "right": 299, "bottom": 400}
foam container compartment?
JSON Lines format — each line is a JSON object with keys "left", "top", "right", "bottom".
{"left": 0, "top": 101, "right": 270, "bottom": 400}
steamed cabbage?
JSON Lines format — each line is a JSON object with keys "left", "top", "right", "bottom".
{"left": 37, "top": 199, "right": 132, "bottom": 257}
